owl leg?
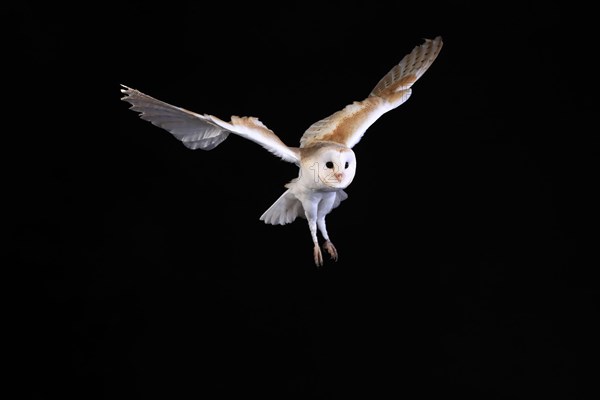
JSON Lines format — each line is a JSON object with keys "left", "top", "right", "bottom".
{"left": 308, "top": 218, "right": 323, "bottom": 267}
{"left": 317, "top": 218, "right": 338, "bottom": 262}
{"left": 304, "top": 205, "right": 324, "bottom": 267}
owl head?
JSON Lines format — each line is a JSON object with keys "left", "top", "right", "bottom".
{"left": 299, "top": 143, "right": 357, "bottom": 190}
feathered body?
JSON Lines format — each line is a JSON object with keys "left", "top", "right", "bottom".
{"left": 121, "top": 37, "right": 443, "bottom": 266}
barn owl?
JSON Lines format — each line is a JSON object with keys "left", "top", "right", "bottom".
{"left": 120, "top": 36, "right": 443, "bottom": 267}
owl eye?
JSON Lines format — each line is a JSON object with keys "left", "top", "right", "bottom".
{"left": 325, "top": 161, "right": 334, "bottom": 169}
{"left": 345, "top": 162, "right": 349, "bottom": 169}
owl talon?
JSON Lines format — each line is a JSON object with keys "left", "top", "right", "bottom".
{"left": 313, "top": 245, "right": 324, "bottom": 267}
{"left": 323, "top": 240, "right": 338, "bottom": 261}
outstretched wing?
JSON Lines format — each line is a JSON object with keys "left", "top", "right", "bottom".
{"left": 300, "top": 36, "right": 443, "bottom": 149}
{"left": 120, "top": 85, "right": 301, "bottom": 164}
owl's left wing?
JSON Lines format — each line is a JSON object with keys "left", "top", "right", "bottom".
{"left": 300, "top": 36, "right": 443, "bottom": 149}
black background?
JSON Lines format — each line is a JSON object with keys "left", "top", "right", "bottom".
{"left": 10, "top": 2, "right": 598, "bottom": 399}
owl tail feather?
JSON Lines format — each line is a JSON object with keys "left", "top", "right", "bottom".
{"left": 260, "top": 190, "right": 304, "bottom": 225}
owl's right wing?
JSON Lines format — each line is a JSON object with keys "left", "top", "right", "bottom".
{"left": 120, "top": 85, "right": 301, "bottom": 164}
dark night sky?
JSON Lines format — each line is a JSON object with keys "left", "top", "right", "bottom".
{"left": 10, "top": 2, "right": 598, "bottom": 399}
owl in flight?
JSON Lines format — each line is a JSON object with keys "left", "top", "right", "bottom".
{"left": 121, "top": 36, "right": 443, "bottom": 267}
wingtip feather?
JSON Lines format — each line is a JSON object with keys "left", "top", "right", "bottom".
{"left": 120, "top": 83, "right": 131, "bottom": 93}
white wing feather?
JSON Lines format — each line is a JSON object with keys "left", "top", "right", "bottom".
{"left": 120, "top": 85, "right": 300, "bottom": 164}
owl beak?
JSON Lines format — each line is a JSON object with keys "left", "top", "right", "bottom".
{"left": 334, "top": 172, "right": 343, "bottom": 182}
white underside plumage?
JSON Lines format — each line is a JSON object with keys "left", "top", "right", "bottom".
{"left": 260, "top": 187, "right": 348, "bottom": 225}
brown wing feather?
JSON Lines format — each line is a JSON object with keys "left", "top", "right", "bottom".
{"left": 299, "top": 97, "right": 388, "bottom": 148}
{"left": 370, "top": 36, "right": 443, "bottom": 99}
{"left": 299, "top": 36, "right": 443, "bottom": 149}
